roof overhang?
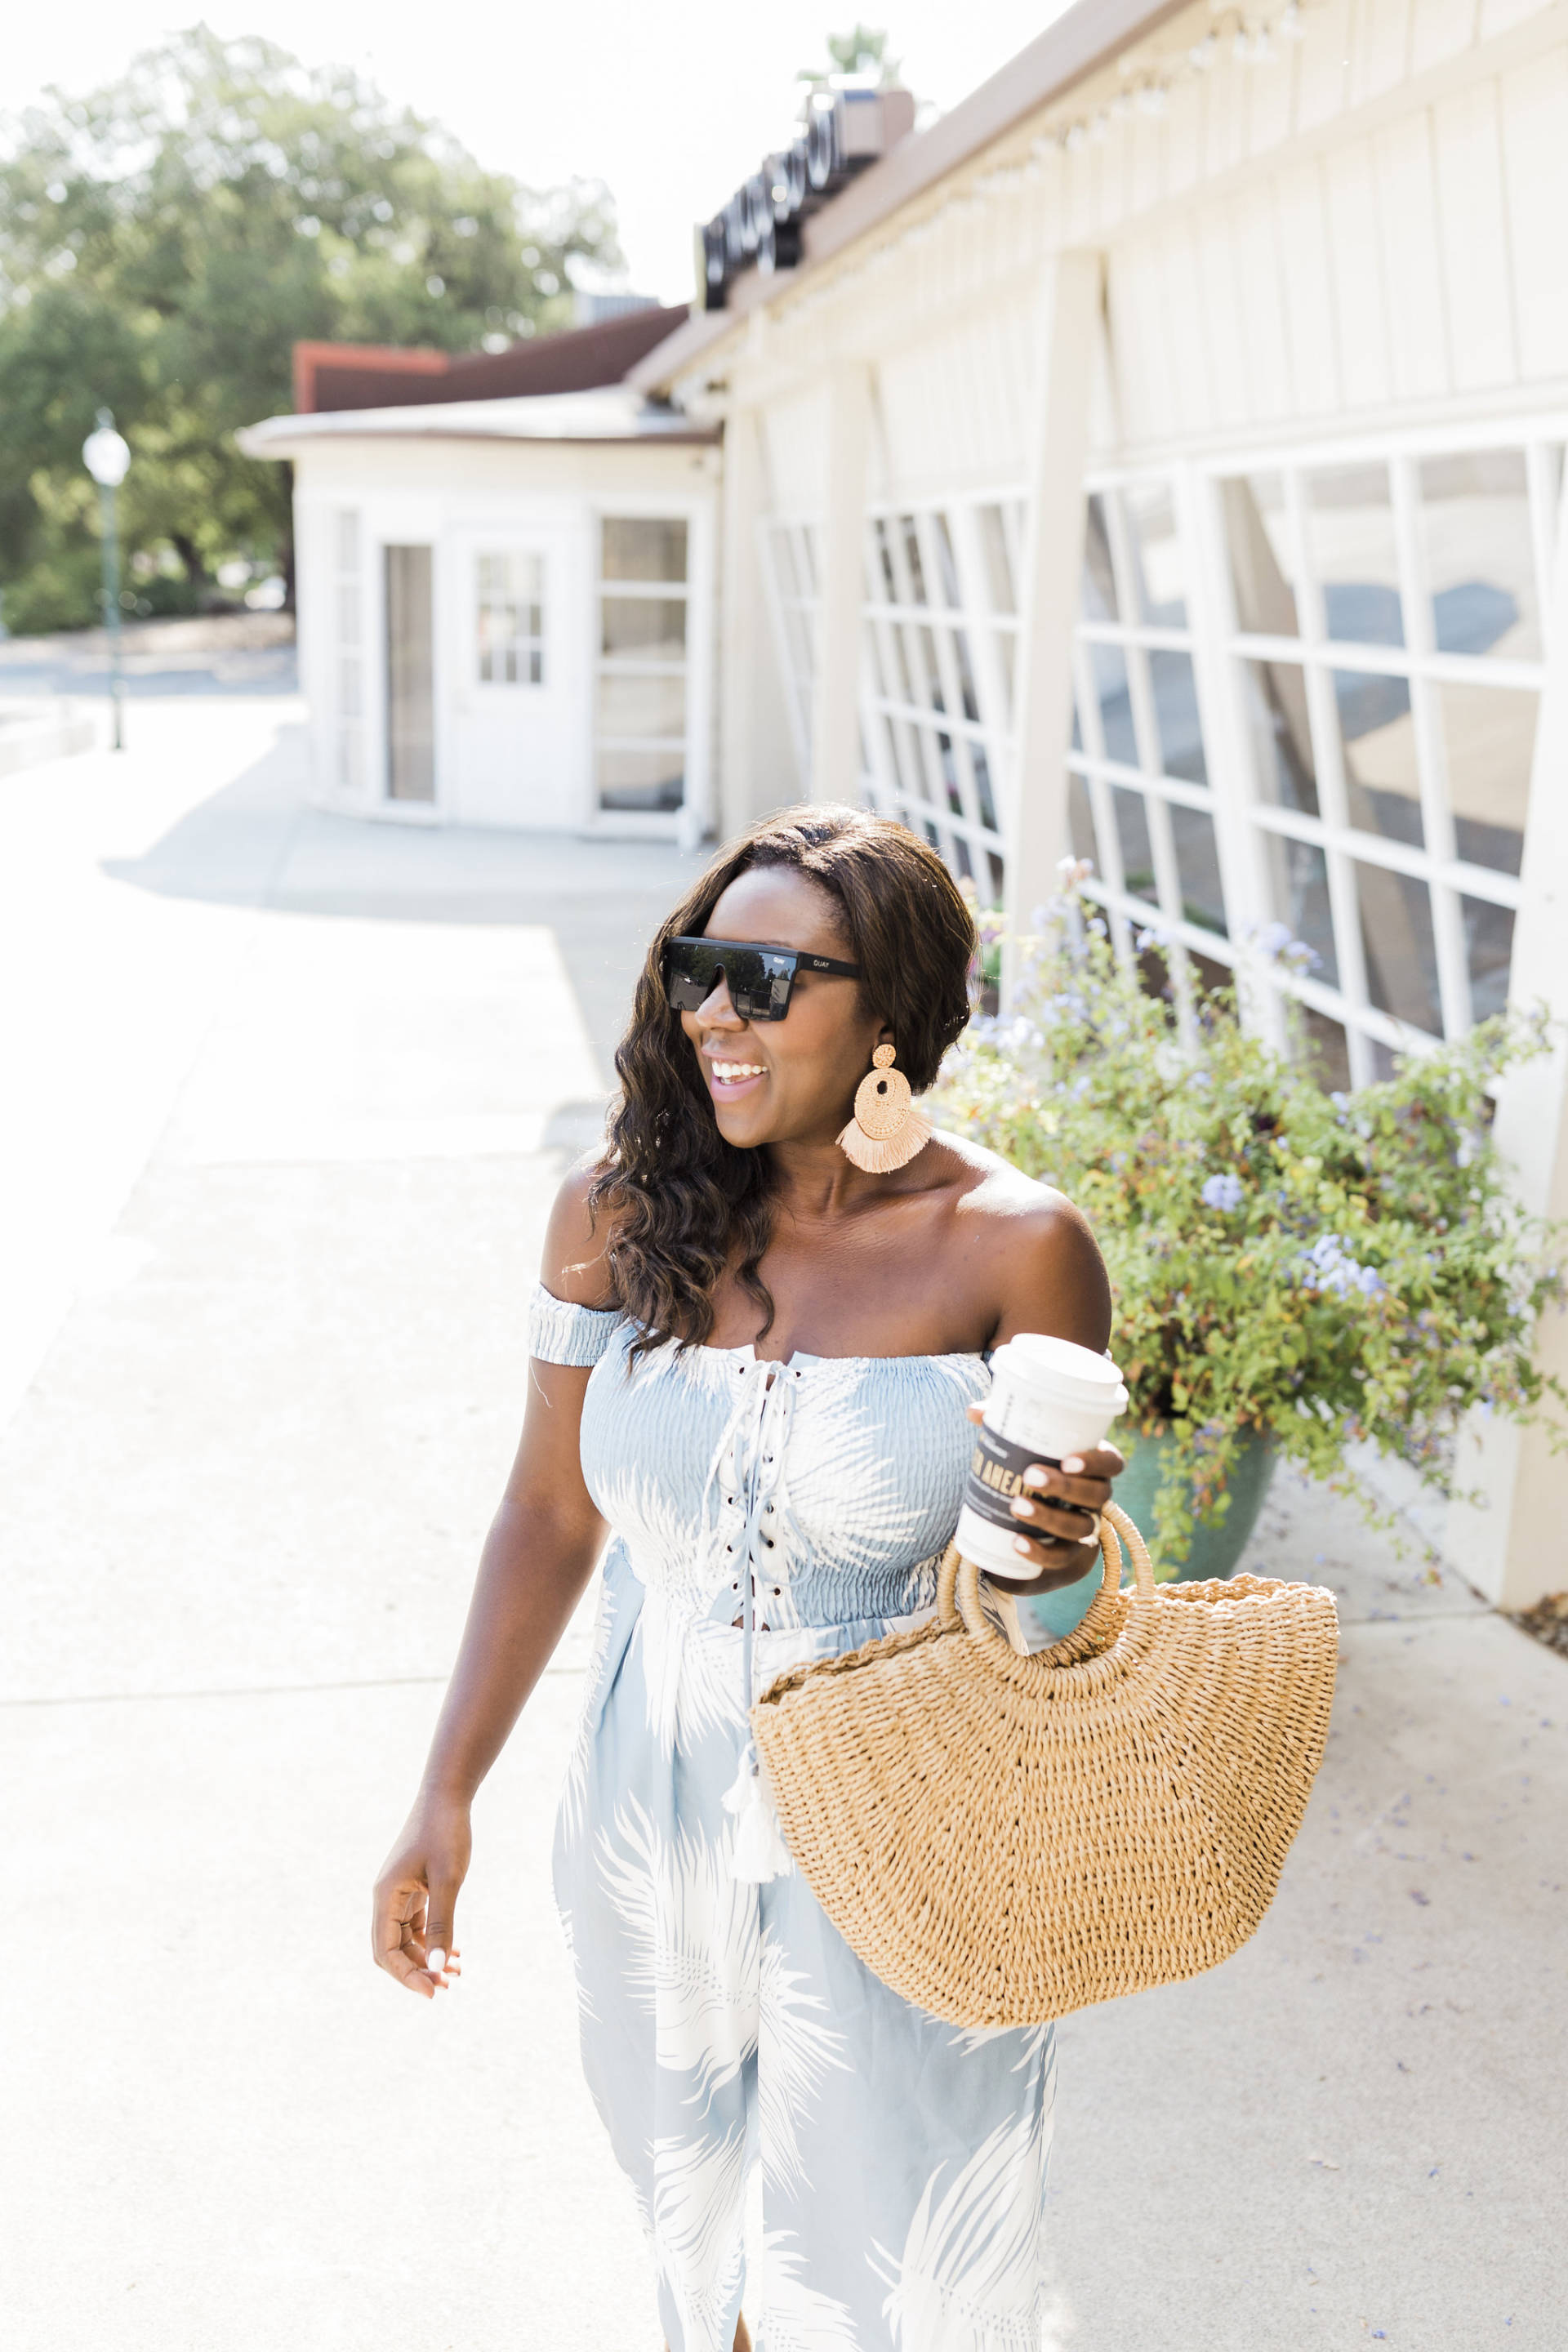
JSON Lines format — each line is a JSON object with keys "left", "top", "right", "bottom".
{"left": 238, "top": 383, "right": 719, "bottom": 460}
{"left": 629, "top": 0, "right": 1185, "bottom": 395}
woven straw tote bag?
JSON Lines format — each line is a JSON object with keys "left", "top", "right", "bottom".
{"left": 752, "top": 1502, "right": 1338, "bottom": 2028}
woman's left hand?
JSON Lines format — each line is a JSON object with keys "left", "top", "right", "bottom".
{"left": 964, "top": 1403, "right": 1125, "bottom": 1594}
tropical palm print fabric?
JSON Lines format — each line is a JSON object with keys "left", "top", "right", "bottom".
{"left": 532, "top": 1286, "right": 1058, "bottom": 2351}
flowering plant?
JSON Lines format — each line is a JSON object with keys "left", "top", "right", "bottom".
{"left": 940, "top": 884, "right": 1566, "bottom": 1560}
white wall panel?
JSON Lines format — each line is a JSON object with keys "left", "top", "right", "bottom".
{"left": 1064, "top": 146, "right": 1100, "bottom": 247}
{"left": 1374, "top": 114, "right": 1450, "bottom": 401}
{"left": 1234, "top": 189, "right": 1293, "bottom": 419}
{"left": 760, "top": 390, "right": 828, "bottom": 519}
{"left": 1296, "top": 0, "right": 1355, "bottom": 131}
{"left": 1193, "top": 204, "right": 1252, "bottom": 432}
{"left": 1432, "top": 82, "right": 1517, "bottom": 390}
{"left": 1128, "top": 114, "right": 1162, "bottom": 220}
{"left": 1104, "top": 124, "right": 1142, "bottom": 231}
{"left": 1245, "top": 46, "right": 1298, "bottom": 157}
{"left": 1409, "top": 0, "right": 1479, "bottom": 73}
{"left": 1324, "top": 141, "right": 1394, "bottom": 410}
{"left": 1160, "top": 217, "right": 1218, "bottom": 441}
{"left": 1352, "top": 0, "right": 1414, "bottom": 102}
{"left": 1164, "top": 73, "right": 1205, "bottom": 198}
{"left": 1086, "top": 301, "right": 1122, "bottom": 460}
{"left": 1274, "top": 158, "right": 1343, "bottom": 416}
{"left": 1478, "top": 0, "right": 1553, "bottom": 32}
{"left": 722, "top": 0, "right": 1568, "bottom": 485}
{"left": 1106, "top": 239, "right": 1164, "bottom": 448}
{"left": 875, "top": 305, "right": 1032, "bottom": 499}
{"left": 1203, "top": 47, "right": 1251, "bottom": 178}
{"left": 1501, "top": 49, "right": 1568, "bottom": 381}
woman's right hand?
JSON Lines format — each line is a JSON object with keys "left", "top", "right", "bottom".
{"left": 372, "top": 1794, "right": 472, "bottom": 1999}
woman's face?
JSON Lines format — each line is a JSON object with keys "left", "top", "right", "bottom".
{"left": 679, "top": 866, "right": 888, "bottom": 1151}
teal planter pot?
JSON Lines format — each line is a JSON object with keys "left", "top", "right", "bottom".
{"left": 1111, "top": 1430, "right": 1276, "bottom": 1583}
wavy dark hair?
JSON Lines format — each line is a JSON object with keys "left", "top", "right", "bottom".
{"left": 587, "top": 803, "right": 976, "bottom": 1354}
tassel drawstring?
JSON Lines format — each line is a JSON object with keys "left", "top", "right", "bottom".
{"left": 724, "top": 1739, "right": 795, "bottom": 1882}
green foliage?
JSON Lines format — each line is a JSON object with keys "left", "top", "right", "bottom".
{"left": 937, "top": 892, "right": 1567, "bottom": 1559}
{"left": 0, "top": 29, "right": 621, "bottom": 630}
{"left": 799, "top": 26, "right": 902, "bottom": 87}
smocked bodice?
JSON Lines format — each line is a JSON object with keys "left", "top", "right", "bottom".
{"left": 529, "top": 1285, "right": 988, "bottom": 1629}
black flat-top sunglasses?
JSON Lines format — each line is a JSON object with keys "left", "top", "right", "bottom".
{"left": 663, "top": 934, "right": 862, "bottom": 1022}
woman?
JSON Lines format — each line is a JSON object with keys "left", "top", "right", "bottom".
{"left": 372, "top": 807, "right": 1123, "bottom": 2350}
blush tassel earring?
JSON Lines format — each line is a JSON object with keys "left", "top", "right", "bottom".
{"left": 838, "top": 1043, "right": 933, "bottom": 1174}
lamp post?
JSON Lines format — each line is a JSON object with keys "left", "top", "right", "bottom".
{"left": 82, "top": 409, "right": 131, "bottom": 752}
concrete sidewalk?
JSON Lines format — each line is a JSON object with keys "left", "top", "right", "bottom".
{"left": 3, "top": 706, "right": 1565, "bottom": 2350}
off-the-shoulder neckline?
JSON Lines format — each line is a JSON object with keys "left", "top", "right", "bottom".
{"left": 533, "top": 1283, "right": 988, "bottom": 1370}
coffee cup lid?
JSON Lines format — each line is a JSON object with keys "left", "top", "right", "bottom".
{"left": 993, "top": 1332, "right": 1127, "bottom": 1408}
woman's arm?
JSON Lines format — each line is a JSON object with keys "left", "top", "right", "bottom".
{"left": 370, "top": 1168, "right": 612, "bottom": 1999}
{"left": 970, "top": 1186, "right": 1124, "bottom": 1597}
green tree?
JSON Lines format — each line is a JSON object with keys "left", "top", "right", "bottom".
{"left": 797, "top": 26, "right": 903, "bottom": 90}
{"left": 0, "top": 28, "right": 621, "bottom": 631}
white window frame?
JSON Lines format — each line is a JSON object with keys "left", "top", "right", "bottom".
{"left": 474, "top": 549, "right": 546, "bottom": 688}
{"left": 858, "top": 489, "right": 1022, "bottom": 908}
{"left": 331, "top": 507, "right": 364, "bottom": 798}
{"left": 592, "top": 513, "right": 693, "bottom": 831}
{"left": 1067, "top": 466, "right": 1233, "bottom": 1037}
{"left": 1194, "top": 420, "right": 1561, "bottom": 1086}
{"left": 1062, "top": 424, "right": 1562, "bottom": 1084}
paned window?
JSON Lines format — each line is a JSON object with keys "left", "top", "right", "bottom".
{"left": 332, "top": 508, "right": 363, "bottom": 795}
{"left": 595, "top": 515, "right": 689, "bottom": 813}
{"left": 476, "top": 550, "right": 545, "bottom": 685}
{"left": 1068, "top": 473, "right": 1227, "bottom": 1014}
{"left": 1215, "top": 437, "right": 1559, "bottom": 1084}
{"left": 859, "top": 499, "right": 1020, "bottom": 906}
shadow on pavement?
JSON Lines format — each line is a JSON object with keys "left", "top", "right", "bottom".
{"left": 101, "top": 721, "right": 709, "bottom": 1084}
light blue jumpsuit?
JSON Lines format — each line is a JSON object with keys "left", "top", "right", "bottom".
{"left": 533, "top": 1285, "right": 1057, "bottom": 2352}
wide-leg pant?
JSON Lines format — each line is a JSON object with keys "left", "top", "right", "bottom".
{"left": 553, "top": 1546, "right": 1057, "bottom": 2352}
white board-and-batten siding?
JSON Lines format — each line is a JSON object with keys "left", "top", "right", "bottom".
{"left": 701, "top": 0, "right": 1568, "bottom": 486}
{"left": 1111, "top": 51, "right": 1568, "bottom": 455}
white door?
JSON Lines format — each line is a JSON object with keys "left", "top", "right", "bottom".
{"left": 448, "top": 531, "right": 583, "bottom": 829}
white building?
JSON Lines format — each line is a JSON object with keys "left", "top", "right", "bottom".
{"left": 242, "top": 326, "right": 721, "bottom": 845}
{"left": 247, "top": 0, "right": 1568, "bottom": 1606}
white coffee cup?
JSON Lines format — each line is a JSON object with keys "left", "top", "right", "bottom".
{"left": 954, "top": 1333, "right": 1127, "bottom": 1650}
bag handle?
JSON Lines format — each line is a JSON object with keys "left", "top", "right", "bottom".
{"left": 938, "top": 1501, "right": 1156, "bottom": 1662}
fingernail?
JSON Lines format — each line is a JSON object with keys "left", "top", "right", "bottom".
{"left": 426, "top": 1948, "right": 448, "bottom": 1974}
{"left": 1062, "top": 1455, "right": 1085, "bottom": 1474}
{"left": 1010, "top": 1498, "right": 1036, "bottom": 1518}
{"left": 1012, "top": 1535, "right": 1035, "bottom": 1557}
{"left": 1022, "top": 1465, "right": 1049, "bottom": 1488}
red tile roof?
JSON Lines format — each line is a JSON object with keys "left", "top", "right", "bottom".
{"left": 292, "top": 306, "right": 690, "bottom": 414}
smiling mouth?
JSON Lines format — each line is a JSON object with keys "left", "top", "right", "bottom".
{"left": 708, "top": 1058, "right": 768, "bottom": 1090}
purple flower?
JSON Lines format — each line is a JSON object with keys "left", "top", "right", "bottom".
{"left": 1201, "top": 1172, "right": 1245, "bottom": 1212}
{"left": 1298, "top": 1232, "right": 1385, "bottom": 1298}
{"left": 1253, "top": 920, "right": 1322, "bottom": 974}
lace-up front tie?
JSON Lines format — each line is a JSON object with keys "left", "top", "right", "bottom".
{"left": 700, "top": 1358, "right": 803, "bottom": 1882}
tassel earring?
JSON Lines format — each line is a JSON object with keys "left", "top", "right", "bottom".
{"left": 838, "top": 1043, "right": 933, "bottom": 1174}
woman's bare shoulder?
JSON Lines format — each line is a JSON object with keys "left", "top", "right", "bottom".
{"left": 929, "top": 1127, "right": 1080, "bottom": 1223}
{"left": 541, "top": 1155, "right": 623, "bottom": 1310}
{"left": 932, "top": 1130, "right": 1111, "bottom": 1351}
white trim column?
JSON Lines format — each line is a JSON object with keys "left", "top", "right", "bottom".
{"left": 717, "top": 405, "right": 795, "bottom": 837}
{"left": 1446, "top": 476, "right": 1568, "bottom": 1608}
{"left": 809, "top": 363, "right": 872, "bottom": 805}
{"left": 1001, "top": 250, "right": 1102, "bottom": 999}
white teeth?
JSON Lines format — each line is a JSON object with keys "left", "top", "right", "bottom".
{"left": 712, "top": 1062, "right": 765, "bottom": 1080}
